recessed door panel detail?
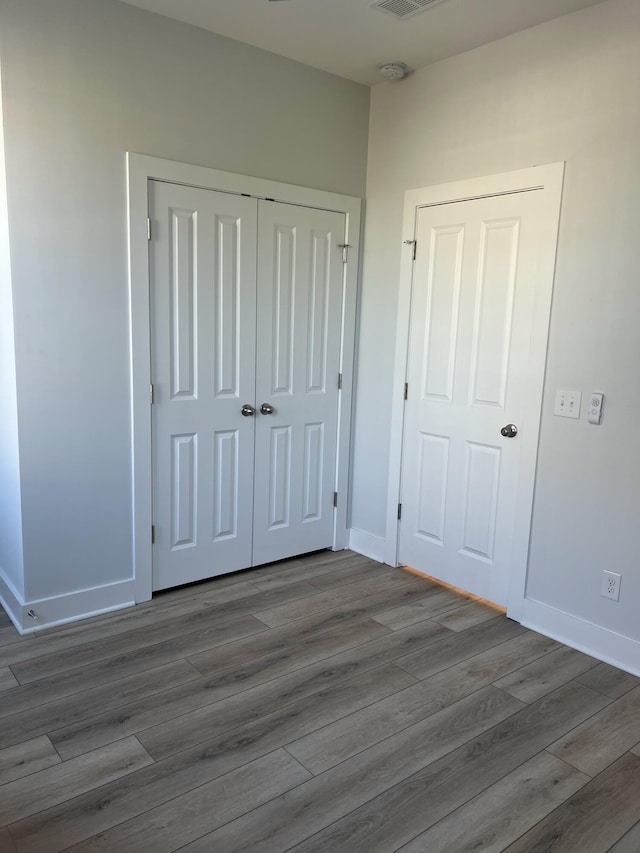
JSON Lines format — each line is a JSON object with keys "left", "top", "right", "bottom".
{"left": 307, "top": 230, "right": 331, "bottom": 394}
{"left": 303, "top": 422, "right": 325, "bottom": 521}
{"left": 461, "top": 442, "right": 500, "bottom": 562}
{"left": 269, "top": 426, "right": 291, "bottom": 529}
{"left": 214, "top": 215, "right": 241, "bottom": 398}
{"left": 421, "top": 226, "right": 464, "bottom": 402}
{"left": 272, "top": 226, "right": 296, "bottom": 395}
{"left": 213, "top": 430, "right": 239, "bottom": 541}
{"left": 470, "top": 219, "right": 519, "bottom": 407}
{"left": 171, "top": 433, "right": 197, "bottom": 550}
{"left": 416, "top": 433, "right": 449, "bottom": 544}
{"left": 170, "top": 208, "right": 197, "bottom": 400}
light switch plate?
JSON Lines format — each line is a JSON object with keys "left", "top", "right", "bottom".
{"left": 554, "top": 389, "right": 581, "bottom": 419}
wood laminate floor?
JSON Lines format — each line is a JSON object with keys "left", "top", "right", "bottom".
{"left": 1, "top": 550, "right": 639, "bottom": 852}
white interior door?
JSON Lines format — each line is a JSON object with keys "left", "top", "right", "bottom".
{"left": 253, "top": 201, "right": 345, "bottom": 564}
{"left": 150, "top": 181, "right": 345, "bottom": 591}
{"left": 150, "top": 180, "right": 258, "bottom": 591}
{"left": 399, "top": 189, "right": 551, "bottom": 607}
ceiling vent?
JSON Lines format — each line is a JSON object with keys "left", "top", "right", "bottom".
{"left": 369, "top": 0, "right": 448, "bottom": 20}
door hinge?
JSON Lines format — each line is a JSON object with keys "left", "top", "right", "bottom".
{"left": 333, "top": 492, "right": 338, "bottom": 508}
{"left": 404, "top": 382, "right": 409, "bottom": 401}
{"left": 404, "top": 239, "right": 417, "bottom": 260}
{"left": 337, "top": 243, "right": 351, "bottom": 264}
{"left": 147, "top": 218, "right": 152, "bottom": 241}
{"left": 150, "top": 383, "right": 155, "bottom": 404}
{"left": 151, "top": 525, "right": 155, "bottom": 544}
{"left": 397, "top": 503, "right": 402, "bottom": 520}
{"left": 338, "top": 373, "right": 343, "bottom": 390}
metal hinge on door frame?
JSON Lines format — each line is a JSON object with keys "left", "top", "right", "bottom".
{"left": 404, "top": 239, "right": 417, "bottom": 260}
{"left": 337, "top": 243, "right": 351, "bottom": 264}
{"left": 147, "top": 218, "right": 152, "bottom": 241}
{"left": 150, "top": 384, "right": 155, "bottom": 404}
{"left": 397, "top": 503, "right": 402, "bottom": 520}
{"left": 338, "top": 373, "right": 343, "bottom": 390}
{"left": 333, "top": 492, "right": 338, "bottom": 508}
{"left": 404, "top": 382, "right": 408, "bottom": 401}
{"left": 151, "top": 525, "right": 155, "bottom": 544}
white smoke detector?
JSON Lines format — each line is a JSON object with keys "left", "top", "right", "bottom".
{"left": 378, "top": 62, "right": 409, "bottom": 81}
{"left": 369, "top": 0, "right": 448, "bottom": 20}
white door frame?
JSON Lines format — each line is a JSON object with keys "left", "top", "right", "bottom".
{"left": 385, "top": 163, "right": 564, "bottom": 621}
{"left": 127, "top": 153, "right": 362, "bottom": 603}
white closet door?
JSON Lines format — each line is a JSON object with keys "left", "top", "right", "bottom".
{"left": 252, "top": 200, "right": 345, "bottom": 565}
{"left": 399, "top": 190, "right": 548, "bottom": 607}
{"left": 150, "top": 184, "right": 347, "bottom": 590}
{"left": 150, "top": 180, "right": 258, "bottom": 590}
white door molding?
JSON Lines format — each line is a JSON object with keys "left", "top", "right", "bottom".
{"left": 127, "top": 153, "right": 361, "bottom": 602}
{"left": 385, "top": 163, "right": 565, "bottom": 620}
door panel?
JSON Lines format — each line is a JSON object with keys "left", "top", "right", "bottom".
{"left": 416, "top": 432, "right": 448, "bottom": 543}
{"left": 421, "top": 225, "right": 464, "bottom": 402}
{"left": 171, "top": 432, "right": 196, "bottom": 549}
{"left": 471, "top": 218, "right": 519, "bottom": 406}
{"left": 399, "top": 190, "right": 546, "bottom": 606}
{"left": 253, "top": 201, "right": 345, "bottom": 565}
{"left": 150, "top": 180, "right": 258, "bottom": 590}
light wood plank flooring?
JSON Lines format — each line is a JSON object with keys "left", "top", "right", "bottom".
{"left": 0, "top": 550, "right": 639, "bottom": 852}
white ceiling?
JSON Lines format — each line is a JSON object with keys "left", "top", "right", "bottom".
{"left": 119, "top": 0, "right": 605, "bottom": 86}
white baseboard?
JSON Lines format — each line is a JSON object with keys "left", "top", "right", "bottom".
{"left": 0, "top": 571, "right": 136, "bottom": 635}
{"left": 348, "top": 528, "right": 387, "bottom": 564}
{"left": 521, "top": 597, "right": 640, "bottom": 678}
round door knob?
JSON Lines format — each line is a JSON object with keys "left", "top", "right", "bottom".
{"left": 500, "top": 423, "right": 518, "bottom": 438}
{"left": 260, "top": 403, "right": 275, "bottom": 415}
{"left": 241, "top": 404, "right": 256, "bottom": 417}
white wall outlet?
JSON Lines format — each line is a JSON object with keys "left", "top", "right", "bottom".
{"left": 601, "top": 570, "right": 621, "bottom": 601}
{"left": 554, "top": 389, "right": 582, "bottom": 419}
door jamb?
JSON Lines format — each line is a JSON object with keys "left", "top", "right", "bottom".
{"left": 384, "top": 163, "right": 564, "bottom": 620}
{"left": 127, "top": 153, "right": 362, "bottom": 603}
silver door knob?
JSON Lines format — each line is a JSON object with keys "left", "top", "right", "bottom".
{"left": 500, "top": 423, "right": 518, "bottom": 438}
{"left": 260, "top": 403, "right": 275, "bottom": 415}
{"left": 241, "top": 404, "right": 256, "bottom": 417}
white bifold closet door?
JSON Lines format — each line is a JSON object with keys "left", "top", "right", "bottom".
{"left": 149, "top": 180, "right": 344, "bottom": 591}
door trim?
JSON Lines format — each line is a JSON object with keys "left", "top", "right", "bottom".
{"left": 385, "top": 163, "right": 565, "bottom": 620}
{"left": 127, "top": 153, "right": 362, "bottom": 602}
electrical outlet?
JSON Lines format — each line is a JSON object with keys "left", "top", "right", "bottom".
{"left": 601, "top": 570, "right": 621, "bottom": 602}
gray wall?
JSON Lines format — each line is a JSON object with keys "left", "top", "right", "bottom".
{"left": 0, "top": 56, "right": 24, "bottom": 598}
{"left": 0, "top": 0, "right": 369, "bottom": 602}
{"left": 351, "top": 0, "right": 640, "bottom": 641}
